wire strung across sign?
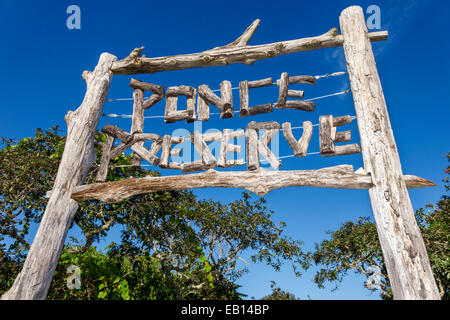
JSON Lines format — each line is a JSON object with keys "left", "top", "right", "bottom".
{"left": 95, "top": 71, "right": 360, "bottom": 182}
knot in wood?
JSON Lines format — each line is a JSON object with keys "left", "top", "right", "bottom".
{"left": 274, "top": 43, "right": 285, "bottom": 52}
{"left": 201, "top": 55, "right": 212, "bottom": 63}
{"left": 165, "top": 58, "right": 177, "bottom": 65}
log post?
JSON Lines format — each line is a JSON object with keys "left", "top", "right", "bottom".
{"left": 1, "top": 53, "right": 117, "bottom": 300}
{"left": 340, "top": 6, "right": 440, "bottom": 299}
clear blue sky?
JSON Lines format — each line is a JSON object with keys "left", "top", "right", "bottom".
{"left": 0, "top": 0, "right": 449, "bottom": 299}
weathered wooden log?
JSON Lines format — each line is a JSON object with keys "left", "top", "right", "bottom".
{"left": 239, "top": 80, "right": 273, "bottom": 117}
{"left": 246, "top": 126, "right": 259, "bottom": 171}
{"left": 164, "top": 86, "right": 196, "bottom": 123}
{"left": 220, "top": 80, "right": 234, "bottom": 118}
{"left": 130, "top": 78, "right": 165, "bottom": 96}
{"left": 320, "top": 114, "right": 360, "bottom": 157}
{"left": 202, "top": 131, "right": 223, "bottom": 143}
{"left": 96, "top": 135, "right": 115, "bottom": 182}
{"left": 182, "top": 131, "right": 217, "bottom": 173}
{"left": 274, "top": 72, "right": 288, "bottom": 108}
{"left": 198, "top": 82, "right": 233, "bottom": 119}
{"left": 333, "top": 115, "right": 352, "bottom": 127}
{"left": 197, "top": 94, "right": 210, "bottom": 121}
{"left": 111, "top": 19, "right": 387, "bottom": 75}
{"left": 130, "top": 88, "right": 145, "bottom": 165}
{"left": 159, "top": 135, "right": 185, "bottom": 169}
{"left": 321, "top": 143, "right": 361, "bottom": 156}
{"left": 282, "top": 121, "right": 313, "bottom": 157}
{"left": 287, "top": 89, "right": 304, "bottom": 99}
{"left": 258, "top": 129, "right": 281, "bottom": 169}
{"left": 283, "top": 100, "right": 315, "bottom": 112}
{"left": 319, "top": 115, "right": 335, "bottom": 155}
{"left": 247, "top": 121, "right": 280, "bottom": 130}
{"left": 274, "top": 73, "right": 315, "bottom": 111}
{"left": 2, "top": 53, "right": 117, "bottom": 300}
{"left": 334, "top": 130, "right": 351, "bottom": 142}
{"left": 102, "top": 125, "right": 161, "bottom": 166}
{"left": 248, "top": 77, "right": 273, "bottom": 88}
{"left": 129, "top": 79, "right": 165, "bottom": 110}
{"left": 218, "top": 129, "right": 245, "bottom": 168}
{"left": 109, "top": 133, "right": 154, "bottom": 159}
{"left": 166, "top": 85, "right": 195, "bottom": 97}
{"left": 71, "top": 165, "right": 436, "bottom": 203}
{"left": 246, "top": 121, "right": 281, "bottom": 170}
{"left": 340, "top": 6, "right": 439, "bottom": 299}
{"left": 288, "top": 75, "right": 316, "bottom": 85}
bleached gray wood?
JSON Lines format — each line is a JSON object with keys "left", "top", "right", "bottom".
{"left": 282, "top": 121, "right": 313, "bottom": 157}
{"left": 220, "top": 80, "right": 234, "bottom": 118}
{"left": 198, "top": 82, "right": 233, "bottom": 119}
{"left": 197, "top": 94, "right": 210, "bottom": 121}
{"left": 239, "top": 79, "right": 273, "bottom": 117}
{"left": 246, "top": 126, "right": 259, "bottom": 171}
{"left": 129, "top": 78, "right": 164, "bottom": 110}
{"left": 164, "top": 86, "right": 196, "bottom": 123}
{"left": 102, "top": 125, "right": 161, "bottom": 166}
{"left": 130, "top": 88, "right": 145, "bottom": 165}
{"left": 258, "top": 129, "right": 281, "bottom": 169}
{"left": 319, "top": 115, "right": 335, "bottom": 155}
{"left": 71, "top": 165, "right": 436, "bottom": 203}
{"left": 182, "top": 131, "right": 217, "bottom": 173}
{"left": 340, "top": 6, "right": 440, "bottom": 300}
{"left": 334, "top": 130, "right": 351, "bottom": 142}
{"left": 321, "top": 143, "right": 361, "bottom": 156}
{"left": 111, "top": 21, "right": 387, "bottom": 75}
{"left": 275, "top": 72, "right": 288, "bottom": 108}
{"left": 288, "top": 75, "right": 316, "bottom": 85}
{"left": 283, "top": 100, "right": 315, "bottom": 112}
{"left": 1, "top": 53, "right": 117, "bottom": 300}
{"left": 159, "top": 135, "right": 185, "bottom": 169}
{"left": 287, "top": 89, "right": 304, "bottom": 99}
{"left": 239, "top": 80, "right": 249, "bottom": 117}
{"left": 96, "top": 135, "right": 115, "bottom": 182}
{"left": 333, "top": 115, "right": 352, "bottom": 127}
{"left": 218, "top": 129, "right": 245, "bottom": 168}
{"left": 248, "top": 77, "right": 273, "bottom": 88}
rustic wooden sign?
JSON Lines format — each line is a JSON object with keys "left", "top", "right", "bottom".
{"left": 2, "top": 6, "right": 441, "bottom": 301}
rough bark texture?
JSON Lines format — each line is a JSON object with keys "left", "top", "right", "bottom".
{"left": 130, "top": 88, "right": 145, "bottom": 165}
{"left": 96, "top": 135, "right": 115, "bottom": 182}
{"left": 1, "top": 53, "right": 117, "bottom": 300}
{"left": 217, "top": 129, "right": 245, "bottom": 168}
{"left": 282, "top": 121, "right": 313, "bottom": 157}
{"left": 164, "top": 86, "right": 196, "bottom": 123}
{"left": 340, "top": 6, "right": 440, "bottom": 300}
{"left": 111, "top": 22, "right": 387, "bottom": 75}
{"left": 198, "top": 83, "right": 233, "bottom": 119}
{"left": 239, "top": 79, "right": 273, "bottom": 117}
{"left": 71, "top": 165, "right": 436, "bottom": 203}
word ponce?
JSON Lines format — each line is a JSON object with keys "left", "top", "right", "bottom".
{"left": 128, "top": 72, "right": 318, "bottom": 124}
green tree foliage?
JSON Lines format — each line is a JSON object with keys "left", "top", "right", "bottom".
{"left": 261, "top": 281, "right": 299, "bottom": 300}
{"left": 311, "top": 152, "right": 450, "bottom": 299}
{"left": 0, "top": 127, "right": 310, "bottom": 299}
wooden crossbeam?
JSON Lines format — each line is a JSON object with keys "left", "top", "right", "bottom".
{"left": 71, "top": 165, "right": 435, "bottom": 203}
{"left": 111, "top": 21, "right": 387, "bottom": 75}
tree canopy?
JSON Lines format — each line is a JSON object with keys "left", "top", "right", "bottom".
{"left": 0, "top": 127, "right": 309, "bottom": 299}
{"left": 311, "top": 153, "right": 449, "bottom": 299}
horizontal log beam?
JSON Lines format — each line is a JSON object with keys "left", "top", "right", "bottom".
{"left": 71, "top": 165, "right": 435, "bottom": 203}
{"left": 111, "top": 23, "right": 388, "bottom": 75}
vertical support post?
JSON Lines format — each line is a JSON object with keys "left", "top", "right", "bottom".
{"left": 1, "top": 53, "right": 117, "bottom": 300}
{"left": 340, "top": 6, "right": 439, "bottom": 299}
